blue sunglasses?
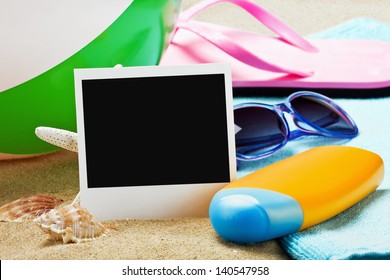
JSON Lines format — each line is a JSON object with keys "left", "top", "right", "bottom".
{"left": 234, "top": 91, "right": 359, "bottom": 161}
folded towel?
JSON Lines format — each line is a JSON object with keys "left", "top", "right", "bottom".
{"left": 309, "top": 17, "right": 390, "bottom": 42}
{"left": 280, "top": 190, "right": 390, "bottom": 260}
{"left": 236, "top": 18, "right": 390, "bottom": 260}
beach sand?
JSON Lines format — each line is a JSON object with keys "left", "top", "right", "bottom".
{"left": 0, "top": 150, "right": 290, "bottom": 260}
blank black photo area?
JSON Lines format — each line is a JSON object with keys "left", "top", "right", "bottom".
{"left": 81, "top": 73, "right": 231, "bottom": 188}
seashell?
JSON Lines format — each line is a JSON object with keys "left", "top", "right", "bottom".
{"left": 0, "top": 194, "right": 63, "bottom": 222}
{"left": 33, "top": 204, "right": 109, "bottom": 243}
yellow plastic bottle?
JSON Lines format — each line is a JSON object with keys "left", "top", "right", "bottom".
{"left": 209, "top": 146, "right": 384, "bottom": 244}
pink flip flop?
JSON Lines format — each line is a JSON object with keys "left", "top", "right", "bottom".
{"left": 159, "top": 0, "right": 390, "bottom": 97}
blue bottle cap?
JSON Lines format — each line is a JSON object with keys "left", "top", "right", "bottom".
{"left": 209, "top": 188, "right": 304, "bottom": 244}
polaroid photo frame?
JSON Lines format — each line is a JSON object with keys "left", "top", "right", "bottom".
{"left": 74, "top": 63, "right": 236, "bottom": 221}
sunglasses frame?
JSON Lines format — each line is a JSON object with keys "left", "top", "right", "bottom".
{"left": 234, "top": 91, "right": 359, "bottom": 161}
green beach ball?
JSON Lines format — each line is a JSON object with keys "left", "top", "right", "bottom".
{"left": 0, "top": 0, "right": 181, "bottom": 157}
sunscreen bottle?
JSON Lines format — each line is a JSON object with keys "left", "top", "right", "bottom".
{"left": 209, "top": 146, "right": 384, "bottom": 244}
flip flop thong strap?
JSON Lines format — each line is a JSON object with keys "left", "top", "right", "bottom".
{"left": 175, "top": 0, "right": 317, "bottom": 76}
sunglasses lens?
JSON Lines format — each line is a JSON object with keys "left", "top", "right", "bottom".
{"left": 234, "top": 106, "right": 287, "bottom": 158}
{"left": 290, "top": 96, "right": 356, "bottom": 134}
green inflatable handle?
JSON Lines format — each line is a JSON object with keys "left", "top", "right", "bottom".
{"left": 0, "top": 0, "right": 180, "bottom": 155}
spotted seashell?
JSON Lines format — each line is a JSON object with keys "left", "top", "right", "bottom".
{"left": 33, "top": 204, "right": 108, "bottom": 243}
{"left": 0, "top": 195, "right": 63, "bottom": 222}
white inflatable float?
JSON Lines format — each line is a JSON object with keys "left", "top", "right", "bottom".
{"left": 0, "top": 0, "right": 180, "bottom": 158}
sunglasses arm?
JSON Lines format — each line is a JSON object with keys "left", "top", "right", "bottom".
{"left": 288, "top": 129, "right": 313, "bottom": 141}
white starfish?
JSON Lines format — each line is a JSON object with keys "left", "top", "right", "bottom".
{"left": 35, "top": 127, "right": 78, "bottom": 153}
{"left": 35, "top": 126, "right": 80, "bottom": 204}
